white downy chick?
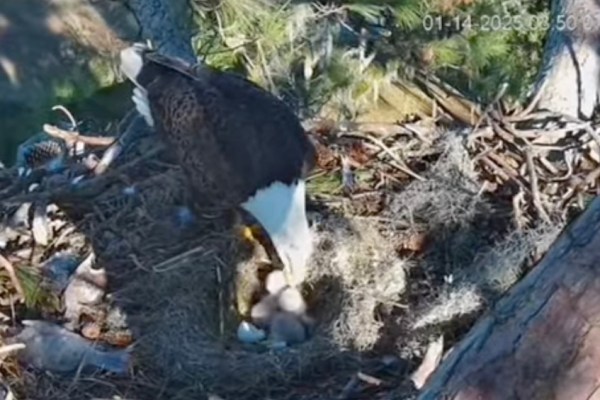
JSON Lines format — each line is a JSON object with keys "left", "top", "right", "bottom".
{"left": 250, "top": 293, "right": 279, "bottom": 328}
{"left": 265, "top": 270, "right": 287, "bottom": 294}
{"left": 277, "top": 286, "right": 307, "bottom": 315}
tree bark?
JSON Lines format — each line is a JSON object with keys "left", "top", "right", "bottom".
{"left": 126, "top": 0, "right": 196, "bottom": 62}
{"left": 532, "top": 0, "right": 600, "bottom": 119}
{"left": 419, "top": 196, "right": 600, "bottom": 400}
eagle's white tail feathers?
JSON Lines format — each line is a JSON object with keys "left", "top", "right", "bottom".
{"left": 241, "top": 180, "right": 313, "bottom": 287}
{"left": 132, "top": 87, "right": 154, "bottom": 127}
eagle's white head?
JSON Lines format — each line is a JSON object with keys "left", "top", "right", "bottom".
{"left": 241, "top": 180, "right": 313, "bottom": 287}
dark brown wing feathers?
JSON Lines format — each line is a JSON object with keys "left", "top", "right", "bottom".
{"left": 141, "top": 55, "right": 314, "bottom": 208}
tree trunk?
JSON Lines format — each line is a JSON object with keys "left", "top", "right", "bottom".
{"left": 419, "top": 196, "right": 600, "bottom": 400}
{"left": 126, "top": 0, "right": 195, "bottom": 62}
{"left": 532, "top": 0, "right": 600, "bottom": 119}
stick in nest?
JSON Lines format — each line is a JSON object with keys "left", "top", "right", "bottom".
{"left": 94, "top": 110, "right": 146, "bottom": 176}
{"left": 52, "top": 105, "right": 77, "bottom": 129}
{"left": 506, "top": 82, "right": 546, "bottom": 121}
{"left": 151, "top": 244, "right": 215, "bottom": 272}
{"left": 0, "top": 343, "right": 25, "bottom": 358}
{"left": 340, "top": 131, "right": 425, "bottom": 181}
{"left": 512, "top": 189, "right": 528, "bottom": 229}
{"left": 583, "top": 124, "right": 600, "bottom": 163}
{"left": 43, "top": 124, "right": 116, "bottom": 147}
{"left": 525, "top": 148, "right": 551, "bottom": 222}
{"left": 214, "top": 256, "right": 225, "bottom": 340}
{"left": 471, "top": 82, "right": 509, "bottom": 133}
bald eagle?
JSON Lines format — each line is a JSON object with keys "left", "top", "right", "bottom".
{"left": 119, "top": 43, "right": 316, "bottom": 287}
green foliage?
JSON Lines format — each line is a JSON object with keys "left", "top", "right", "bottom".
{"left": 419, "top": 0, "right": 549, "bottom": 102}
{"left": 189, "top": 0, "right": 549, "bottom": 116}
{"left": 15, "top": 267, "right": 60, "bottom": 311}
{"left": 307, "top": 172, "right": 341, "bottom": 195}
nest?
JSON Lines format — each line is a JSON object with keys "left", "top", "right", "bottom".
{"left": 1, "top": 103, "right": 599, "bottom": 399}
{"left": 0, "top": 117, "right": 415, "bottom": 400}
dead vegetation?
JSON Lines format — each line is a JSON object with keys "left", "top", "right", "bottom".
{"left": 0, "top": 92, "right": 600, "bottom": 399}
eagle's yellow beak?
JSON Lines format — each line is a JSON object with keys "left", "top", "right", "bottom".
{"left": 237, "top": 224, "right": 297, "bottom": 286}
{"left": 239, "top": 224, "right": 262, "bottom": 245}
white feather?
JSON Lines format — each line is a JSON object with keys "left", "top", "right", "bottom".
{"left": 241, "top": 180, "right": 313, "bottom": 287}
{"left": 132, "top": 87, "right": 154, "bottom": 127}
{"left": 119, "top": 47, "right": 144, "bottom": 87}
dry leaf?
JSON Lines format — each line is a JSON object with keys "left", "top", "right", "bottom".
{"left": 315, "top": 142, "right": 337, "bottom": 170}
{"left": 347, "top": 141, "right": 372, "bottom": 165}
{"left": 400, "top": 231, "right": 428, "bottom": 254}
{"left": 31, "top": 202, "right": 49, "bottom": 246}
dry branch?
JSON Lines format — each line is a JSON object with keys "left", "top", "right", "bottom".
{"left": 43, "top": 124, "right": 116, "bottom": 147}
{"left": 419, "top": 196, "right": 600, "bottom": 399}
{"left": 414, "top": 72, "right": 482, "bottom": 125}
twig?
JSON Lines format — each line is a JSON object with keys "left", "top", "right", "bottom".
{"left": 468, "top": 126, "right": 495, "bottom": 142}
{"left": 471, "top": 142, "right": 501, "bottom": 164}
{"left": 0, "top": 253, "right": 24, "bottom": 301}
{"left": 43, "top": 124, "right": 116, "bottom": 147}
{"left": 585, "top": 166, "right": 600, "bottom": 186}
{"left": 486, "top": 153, "right": 529, "bottom": 190}
{"left": 52, "top": 105, "right": 77, "bottom": 129}
{"left": 507, "top": 80, "right": 547, "bottom": 121}
{"left": 0, "top": 343, "right": 25, "bottom": 359}
{"left": 151, "top": 243, "right": 215, "bottom": 272}
{"left": 471, "top": 82, "right": 509, "bottom": 132}
{"left": 537, "top": 155, "right": 559, "bottom": 175}
{"left": 350, "top": 122, "right": 405, "bottom": 137}
{"left": 94, "top": 141, "right": 123, "bottom": 176}
{"left": 338, "top": 374, "right": 360, "bottom": 400}
{"left": 357, "top": 372, "right": 383, "bottom": 386}
{"left": 512, "top": 189, "right": 527, "bottom": 229}
{"left": 538, "top": 152, "right": 574, "bottom": 182}
{"left": 340, "top": 131, "right": 425, "bottom": 181}
{"left": 307, "top": 169, "right": 335, "bottom": 182}
{"left": 129, "top": 254, "right": 149, "bottom": 272}
{"left": 403, "top": 123, "right": 433, "bottom": 145}
{"left": 583, "top": 124, "right": 600, "bottom": 162}
{"left": 525, "top": 149, "right": 551, "bottom": 222}
{"left": 94, "top": 111, "right": 147, "bottom": 175}
{"left": 214, "top": 256, "right": 225, "bottom": 340}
